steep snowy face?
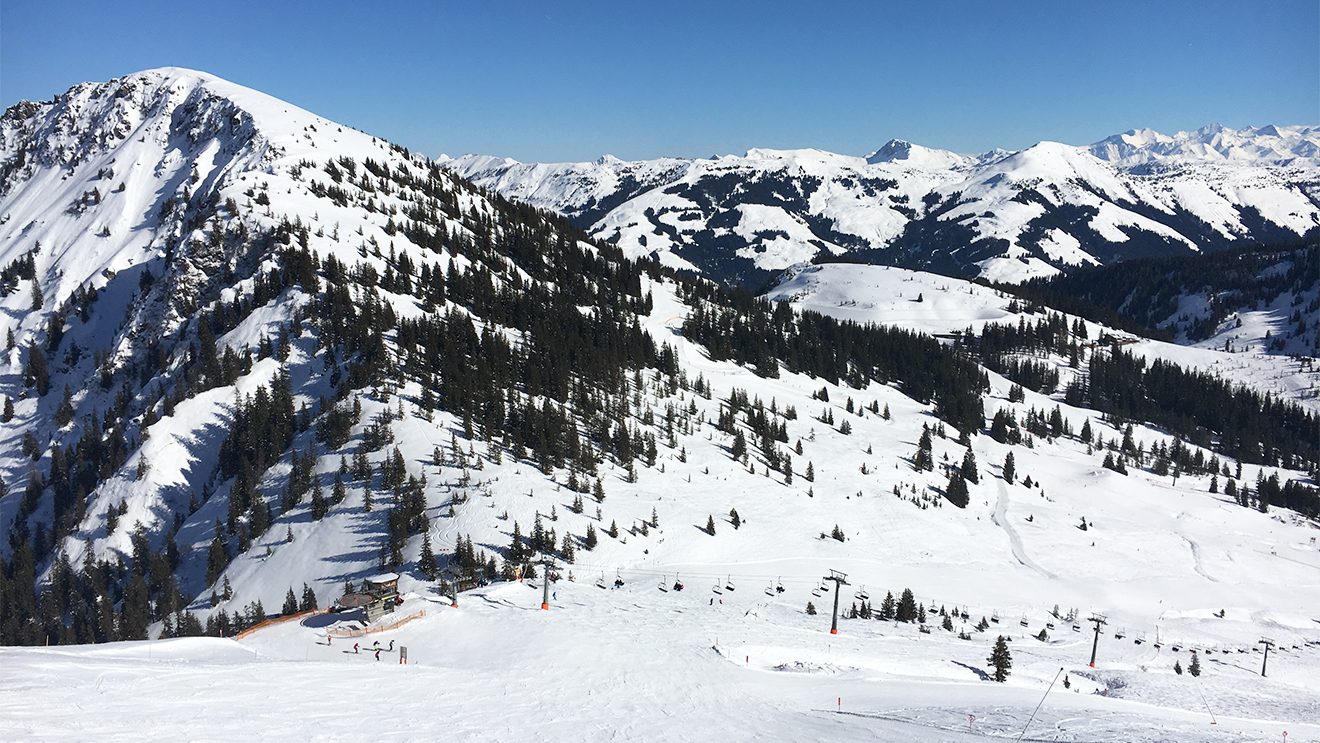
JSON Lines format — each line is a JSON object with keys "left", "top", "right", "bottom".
{"left": 445, "top": 125, "right": 1320, "bottom": 285}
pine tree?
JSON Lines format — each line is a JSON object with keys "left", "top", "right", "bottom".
{"left": 942, "top": 614, "right": 954, "bottom": 631}
{"left": 299, "top": 583, "right": 318, "bottom": 611}
{"left": 419, "top": 530, "right": 438, "bottom": 579}
{"left": 606, "top": 520, "right": 619, "bottom": 539}
{"left": 913, "top": 429, "right": 934, "bottom": 471}
{"left": 898, "top": 588, "right": 917, "bottom": 622}
{"left": 311, "top": 479, "right": 329, "bottom": 519}
{"left": 731, "top": 430, "right": 747, "bottom": 460}
{"left": 988, "top": 635, "right": 1012, "bottom": 682}
{"left": 945, "top": 471, "right": 969, "bottom": 508}
{"left": 1189, "top": 651, "right": 1201, "bottom": 677}
{"left": 879, "top": 591, "right": 896, "bottom": 620}
{"left": 706, "top": 515, "right": 716, "bottom": 535}
{"left": 206, "top": 530, "right": 227, "bottom": 585}
{"left": 283, "top": 587, "right": 298, "bottom": 615}
{"left": 729, "top": 508, "right": 741, "bottom": 529}
{"left": 584, "top": 524, "right": 598, "bottom": 551}
{"left": 960, "top": 449, "right": 979, "bottom": 483}
{"left": 1003, "top": 452, "right": 1016, "bottom": 484}
{"left": 1174, "top": 659, "right": 1183, "bottom": 675}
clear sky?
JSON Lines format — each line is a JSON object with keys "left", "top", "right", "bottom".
{"left": 2, "top": 0, "right": 1316, "bottom": 162}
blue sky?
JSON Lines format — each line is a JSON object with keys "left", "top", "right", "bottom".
{"left": 2, "top": 0, "right": 1316, "bottom": 161}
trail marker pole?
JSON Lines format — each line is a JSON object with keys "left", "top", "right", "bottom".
{"left": 1259, "top": 638, "right": 1274, "bottom": 677}
{"left": 1088, "top": 614, "right": 1107, "bottom": 668}
{"left": 824, "top": 570, "right": 849, "bottom": 635}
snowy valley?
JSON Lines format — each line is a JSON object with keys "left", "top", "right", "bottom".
{"left": 0, "top": 69, "right": 1317, "bottom": 742}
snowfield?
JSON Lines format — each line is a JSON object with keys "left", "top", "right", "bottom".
{"left": 4, "top": 579, "right": 1319, "bottom": 742}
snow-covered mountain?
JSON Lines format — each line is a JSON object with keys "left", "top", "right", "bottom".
{"left": 2, "top": 69, "right": 1319, "bottom": 739}
{"left": 444, "top": 125, "right": 1320, "bottom": 285}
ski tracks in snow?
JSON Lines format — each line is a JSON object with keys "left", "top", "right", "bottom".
{"left": 993, "top": 481, "right": 1056, "bottom": 580}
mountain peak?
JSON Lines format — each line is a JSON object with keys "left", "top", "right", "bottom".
{"left": 865, "top": 139, "right": 967, "bottom": 169}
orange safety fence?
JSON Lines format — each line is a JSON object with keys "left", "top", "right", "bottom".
{"left": 233, "top": 608, "right": 327, "bottom": 640}
{"left": 326, "top": 609, "right": 425, "bottom": 638}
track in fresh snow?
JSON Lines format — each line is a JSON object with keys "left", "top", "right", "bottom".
{"left": 993, "top": 480, "right": 1056, "bottom": 580}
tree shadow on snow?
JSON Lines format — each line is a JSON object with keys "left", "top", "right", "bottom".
{"left": 950, "top": 660, "right": 991, "bottom": 681}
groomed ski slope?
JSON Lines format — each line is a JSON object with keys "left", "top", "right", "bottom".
{"left": 3, "top": 580, "right": 1318, "bottom": 742}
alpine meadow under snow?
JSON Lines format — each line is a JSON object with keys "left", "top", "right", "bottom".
{"left": 0, "top": 68, "right": 1318, "bottom": 742}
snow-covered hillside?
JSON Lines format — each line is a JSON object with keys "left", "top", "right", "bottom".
{"left": 1, "top": 69, "right": 1318, "bottom": 740}
{"left": 443, "top": 125, "right": 1320, "bottom": 285}
{"left": 766, "top": 263, "right": 1320, "bottom": 409}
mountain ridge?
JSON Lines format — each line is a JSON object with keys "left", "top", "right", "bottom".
{"left": 443, "top": 124, "right": 1320, "bottom": 285}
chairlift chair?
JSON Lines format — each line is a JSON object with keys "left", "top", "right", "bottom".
{"left": 1019, "top": 617, "right": 1029, "bottom": 628}
{"left": 855, "top": 585, "right": 870, "bottom": 601}
{"left": 673, "top": 574, "right": 685, "bottom": 592}
{"left": 658, "top": 575, "right": 669, "bottom": 593}
{"left": 1046, "top": 622, "right": 1056, "bottom": 630}
{"left": 724, "top": 575, "right": 735, "bottom": 592}
{"left": 1114, "top": 628, "right": 1125, "bottom": 640}
{"left": 765, "top": 581, "right": 776, "bottom": 597}
{"left": 1072, "top": 623, "right": 1081, "bottom": 632}
{"left": 712, "top": 580, "right": 723, "bottom": 595}
{"left": 775, "top": 578, "right": 785, "bottom": 594}
{"left": 596, "top": 573, "right": 607, "bottom": 590}
{"left": 990, "top": 612, "right": 1000, "bottom": 624}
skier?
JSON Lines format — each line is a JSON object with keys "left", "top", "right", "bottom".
{"left": 375, "top": 648, "right": 381, "bottom": 661}
{"left": 353, "top": 642, "right": 359, "bottom": 654}
{"left": 387, "top": 640, "right": 395, "bottom": 652}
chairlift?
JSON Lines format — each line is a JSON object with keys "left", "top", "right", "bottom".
{"left": 596, "top": 573, "right": 608, "bottom": 590}
{"left": 1171, "top": 645, "right": 1180, "bottom": 652}
{"left": 1019, "top": 617, "right": 1029, "bottom": 628}
{"left": 990, "top": 612, "right": 1000, "bottom": 624}
{"left": 673, "top": 574, "right": 685, "bottom": 592}
{"left": 1153, "top": 641, "right": 1163, "bottom": 650}
{"left": 1046, "top": 622, "right": 1056, "bottom": 630}
{"left": 855, "top": 585, "right": 870, "bottom": 601}
{"left": 1071, "top": 623, "right": 1081, "bottom": 632}
{"left": 1114, "top": 628, "right": 1125, "bottom": 640}
{"left": 724, "top": 575, "right": 736, "bottom": 592}
{"left": 811, "top": 585, "right": 824, "bottom": 598}
{"left": 712, "top": 580, "right": 723, "bottom": 595}
{"left": 765, "top": 581, "right": 776, "bottom": 597}
{"left": 658, "top": 575, "right": 669, "bottom": 593}
{"left": 775, "top": 578, "right": 785, "bottom": 594}
{"left": 613, "top": 569, "right": 625, "bottom": 589}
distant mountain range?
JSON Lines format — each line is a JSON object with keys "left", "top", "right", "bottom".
{"left": 443, "top": 124, "right": 1320, "bottom": 285}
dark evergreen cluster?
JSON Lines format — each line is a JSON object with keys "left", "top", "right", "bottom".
{"left": 1074, "top": 348, "right": 1318, "bottom": 471}
{"left": 681, "top": 285, "right": 988, "bottom": 433}
{"left": 1015, "top": 242, "right": 1319, "bottom": 351}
